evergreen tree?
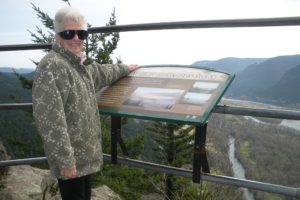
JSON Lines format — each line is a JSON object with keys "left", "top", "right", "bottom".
{"left": 87, "top": 8, "right": 120, "bottom": 64}
{"left": 146, "top": 122, "right": 194, "bottom": 200}
{"left": 146, "top": 121, "right": 240, "bottom": 200}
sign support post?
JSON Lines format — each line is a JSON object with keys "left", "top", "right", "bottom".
{"left": 110, "top": 116, "right": 129, "bottom": 164}
{"left": 193, "top": 123, "right": 210, "bottom": 182}
{"left": 110, "top": 116, "right": 120, "bottom": 164}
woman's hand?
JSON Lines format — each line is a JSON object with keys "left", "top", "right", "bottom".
{"left": 60, "top": 166, "right": 77, "bottom": 178}
{"left": 128, "top": 64, "right": 139, "bottom": 72}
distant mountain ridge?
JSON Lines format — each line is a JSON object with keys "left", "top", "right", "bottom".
{"left": 0, "top": 67, "right": 35, "bottom": 74}
{"left": 192, "top": 57, "right": 267, "bottom": 73}
{"left": 192, "top": 54, "right": 300, "bottom": 108}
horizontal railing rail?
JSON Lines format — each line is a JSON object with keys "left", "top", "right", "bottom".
{"left": 88, "top": 16, "right": 300, "bottom": 33}
{"left": 1, "top": 102, "right": 299, "bottom": 120}
{"left": 1, "top": 16, "right": 300, "bottom": 52}
{"left": 0, "top": 43, "right": 51, "bottom": 52}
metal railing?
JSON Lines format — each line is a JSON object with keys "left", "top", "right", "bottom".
{"left": 1, "top": 16, "right": 300, "bottom": 199}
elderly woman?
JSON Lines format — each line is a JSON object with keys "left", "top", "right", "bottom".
{"left": 32, "top": 7, "right": 138, "bottom": 200}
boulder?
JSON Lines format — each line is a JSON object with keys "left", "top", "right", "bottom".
{"left": 0, "top": 141, "right": 10, "bottom": 160}
{"left": 0, "top": 165, "right": 122, "bottom": 200}
{"left": 0, "top": 141, "right": 10, "bottom": 178}
{"left": 0, "top": 165, "right": 48, "bottom": 200}
{"left": 92, "top": 186, "right": 122, "bottom": 200}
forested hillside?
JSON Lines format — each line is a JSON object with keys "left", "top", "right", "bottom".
{"left": 227, "top": 55, "right": 300, "bottom": 104}
{"left": 0, "top": 71, "right": 33, "bottom": 103}
{"left": 0, "top": 71, "right": 41, "bottom": 158}
{"left": 265, "top": 64, "right": 300, "bottom": 105}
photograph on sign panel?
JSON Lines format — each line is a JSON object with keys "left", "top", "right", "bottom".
{"left": 189, "top": 81, "right": 220, "bottom": 93}
{"left": 181, "top": 92, "right": 212, "bottom": 105}
{"left": 123, "top": 87, "right": 184, "bottom": 109}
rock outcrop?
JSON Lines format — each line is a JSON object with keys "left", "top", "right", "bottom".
{"left": 0, "top": 165, "right": 122, "bottom": 200}
{"left": 0, "top": 141, "right": 10, "bottom": 178}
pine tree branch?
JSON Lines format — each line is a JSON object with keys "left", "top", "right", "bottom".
{"left": 30, "top": 3, "right": 54, "bottom": 30}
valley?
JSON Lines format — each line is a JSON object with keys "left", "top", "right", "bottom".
{"left": 210, "top": 99, "right": 300, "bottom": 200}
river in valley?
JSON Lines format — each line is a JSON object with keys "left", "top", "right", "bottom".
{"left": 230, "top": 115, "right": 300, "bottom": 200}
{"left": 226, "top": 99, "right": 299, "bottom": 200}
{"left": 228, "top": 136, "right": 255, "bottom": 200}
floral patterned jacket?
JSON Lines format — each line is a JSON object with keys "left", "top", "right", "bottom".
{"left": 32, "top": 44, "right": 129, "bottom": 179}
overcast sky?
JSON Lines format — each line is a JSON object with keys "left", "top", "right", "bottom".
{"left": 1, "top": 0, "right": 300, "bottom": 68}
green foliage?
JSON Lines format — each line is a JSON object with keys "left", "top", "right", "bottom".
{"left": 146, "top": 122, "right": 200, "bottom": 200}
{"left": 12, "top": 69, "right": 33, "bottom": 90}
{"left": 146, "top": 119, "right": 242, "bottom": 200}
{"left": 29, "top": 3, "right": 54, "bottom": 46}
{"left": 87, "top": 9, "right": 120, "bottom": 64}
{"left": 31, "top": 3, "right": 54, "bottom": 30}
{"left": 147, "top": 122, "right": 194, "bottom": 167}
{"left": 0, "top": 72, "right": 33, "bottom": 103}
{"left": 232, "top": 116, "right": 300, "bottom": 200}
{"left": 0, "top": 110, "right": 44, "bottom": 159}
{"left": 92, "top": 164, "right": 154, "bottom": 200}
{"left": 100, "top": 116, "right": 146, "bottom": 158}
{"left": 61, "top": 0, "right": 71, "bottom": 6}
{"left": 92, "top": 117, "right": 153, "bottom": 199}
{"left": 211, "top": 111, "right": 300, "bottom": 200}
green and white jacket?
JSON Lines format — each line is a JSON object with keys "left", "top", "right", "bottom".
{"left": 32, "top": 43, "right": 129, "bottom": 179}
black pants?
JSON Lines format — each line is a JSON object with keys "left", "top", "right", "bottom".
{"left": 58, "top": 175, "right": 91, "bottom": 200}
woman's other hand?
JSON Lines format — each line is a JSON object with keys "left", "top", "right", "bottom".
{"left": 60, "top": 166, "right": 77, "bottom": 178}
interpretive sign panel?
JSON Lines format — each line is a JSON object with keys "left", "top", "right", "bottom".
{"left": 98, "top": 65, "right": 234, "bottom": 125}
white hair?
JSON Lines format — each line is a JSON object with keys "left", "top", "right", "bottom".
{"left": 54, "top": 7, "right": 87, "bottom": 33}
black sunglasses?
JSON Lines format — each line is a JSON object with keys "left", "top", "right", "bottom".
{"left": 58, "top": 30, "right": 88, "bottom": 40}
